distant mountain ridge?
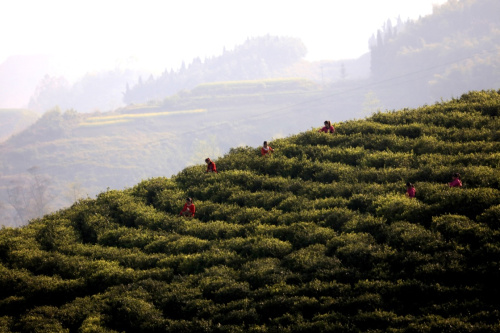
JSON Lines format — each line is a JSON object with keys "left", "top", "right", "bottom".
{"left": 9, "top": 35, "right": 369, "bottom": 113}
{"left": 369, "top": 0, "right": 500, "bottom": 109}
{"left": 2, "top": 0, "right": 500, "bottom": 115}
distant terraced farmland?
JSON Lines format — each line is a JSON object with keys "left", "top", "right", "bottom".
{"left": 79, "top": 109, "right": 207, "bottom": 126}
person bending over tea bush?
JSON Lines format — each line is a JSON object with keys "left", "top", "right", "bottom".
{"left": 406, "top": 182, "right": 416, "bottom": 198}
{"left": 319, "top": 120, "right": 335, "bottom": 134}
{"left": 180, "top": 197, "right": 196, "bottom": 217}
{"left": 205, "top": 157, "right": 217, "bottom": 173}
{"left": 261, "top": 141, "right": 274, "bottom": 157}
{"left": 449, "top": 173, "right": 462, "bottom": 187}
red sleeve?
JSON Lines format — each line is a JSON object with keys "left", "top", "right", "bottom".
{"left": 179, "top": 203, "right": 187, "bottom": 215}
{"left": 190, "top": 204, "right": 196, "bottom": 216}
{"left": 207, "top": 162, "right": 217, "bottom": 172}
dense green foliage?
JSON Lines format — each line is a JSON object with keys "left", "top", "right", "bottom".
{"left": 1, "top": 90, "right": 500, "bottom": 332}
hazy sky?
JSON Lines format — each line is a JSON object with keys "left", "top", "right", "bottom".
{"left": 1, "top": 0, "right": 448, "bottom": 79}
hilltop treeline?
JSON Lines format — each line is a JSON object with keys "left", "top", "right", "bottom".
{"left": 370, "top": 0, "right": 500, "bottom": 108}
{"left": 0, "top": 90, "right": 499, "bottom": 332}
{"left": 26, "top": 36, "right": 308, "bottom": 113}
{"left": 128, "top": 0, "right": 500, "bottom": 109}
{"left": 123, "top": 36, "right": 308, "bottom": 105}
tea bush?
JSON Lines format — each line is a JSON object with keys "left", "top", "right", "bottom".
{"left": 374, "top": 193, "right": 429, "bottom": 224}
{"left": 431, "top": 215, "right": 492, "bottom": 247}
{"left": 183, "top": 220, "right": 246, "bottom": 240}
{"left": 476, "top": 204, "right": 500, "bottom": 229}
{"left": 240, "top": 257, "right": 289, "bottom": 288}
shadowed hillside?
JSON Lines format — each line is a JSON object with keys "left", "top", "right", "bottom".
{"left": 0, "top": 90, "right": 499, "bottom": 332}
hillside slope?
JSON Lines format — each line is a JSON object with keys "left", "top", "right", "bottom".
{"left": 0, "top": 78, "right": 361, "bottom": 227}
{"left": 0, "top": 90, "right": 499, "bottom": 332}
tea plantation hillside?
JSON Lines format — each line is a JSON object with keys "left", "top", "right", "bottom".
{"left": 1, "top": 90, "right": 499, "bottom": 332}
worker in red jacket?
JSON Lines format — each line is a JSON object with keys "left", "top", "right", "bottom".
{"left": 179, "top": 197, "right": 196, "bottom": 217}
{"left": 406, "top": 182, "right": 416, "bottom": 198}
{"left": 205, "top": 158, "right": 217, "bottom": 173}
{"left": 449, "top": 173, "right": 462, "bottom": 187}
{"left": 319, "top": 120, "right": 335, "bottom": 134}
{"left": 261, "top": 141, "right": 274, "bottom": 157}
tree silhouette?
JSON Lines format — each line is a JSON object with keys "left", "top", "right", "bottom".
{"left": 6, "top": 166, "right": 54, "bottom": 224}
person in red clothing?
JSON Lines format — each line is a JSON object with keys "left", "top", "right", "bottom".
{"left": 406, "top": 182, "right": 416, "bottom": 198}
{"left": 179, "top": 197, "right": 195, "bottom": 217}
{"left": 449, "top": 173, "right": 462, "bottom": 187}
{"left": 319, "top": 120, "right": 335, "bottom": 134}
{"left": 205, "top": 158, "right": 217, "bottom": 173}
{"left": 261, "top": 141, "right": 274, "bottom": 157}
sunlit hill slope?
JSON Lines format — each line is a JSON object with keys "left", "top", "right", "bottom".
{"left": 0, "top": 78, "right": 347, "bottom": 227}
{"left": 0, "top": 90, "right": 499, "bottom": 332}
